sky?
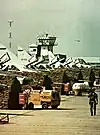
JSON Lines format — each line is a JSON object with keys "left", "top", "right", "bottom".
{"left": 0, "top": 0, "right": 100, "bottom": 57}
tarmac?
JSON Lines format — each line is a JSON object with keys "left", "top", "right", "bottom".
{"left": 0, "top": 92, "right": 100, "bottom": 135}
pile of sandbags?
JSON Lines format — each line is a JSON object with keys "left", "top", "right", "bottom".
{"left": 0, "top": 91, "right": 3, "bottom": 108}
{"left": 0, "top": 67, "right": 96, "bottom": 109}
{"left": 0, "top": 90, "right": 10, "bottom": 109}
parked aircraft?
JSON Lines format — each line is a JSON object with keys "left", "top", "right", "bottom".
{"left": 0, "top": 43, "right": 35, "bottom": 72}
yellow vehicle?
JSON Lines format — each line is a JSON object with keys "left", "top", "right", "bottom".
{"left": 19, "top": 89, "right": 61, "bottom": 109}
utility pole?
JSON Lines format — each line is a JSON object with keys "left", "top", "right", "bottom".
{"left": 8, "top": 20, "right": 14, "bottom": 49}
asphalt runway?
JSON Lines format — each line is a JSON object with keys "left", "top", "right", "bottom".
{"left": 0, "top": 92, "right": 100, "bottom": 135}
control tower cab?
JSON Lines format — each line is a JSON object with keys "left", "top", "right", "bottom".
{"left": 28, "top": 34, "right": 58, "bottom": 63}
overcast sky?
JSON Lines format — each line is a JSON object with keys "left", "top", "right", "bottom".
{"left": 0, "top": 0, "right": 100, "bottom": 56}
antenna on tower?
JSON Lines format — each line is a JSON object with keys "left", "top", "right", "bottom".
{"left": 8, "top": 20, "right": 14, "bottom": 49}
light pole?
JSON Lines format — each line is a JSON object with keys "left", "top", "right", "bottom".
{"left": 8, "top": 20, "right": 14, "bottom": 49}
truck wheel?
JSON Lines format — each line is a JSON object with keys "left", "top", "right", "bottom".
{"left": 28, "top": 102, "right": 34, "bottom": 110}
{"left": 78, "top": 92, "right": 82, "bottom": 96}
{"left": 42, "top": 102, "right": 48, "bottom": 109}
{"left": 51, "top": 105, "right": 58, "bottom": 109}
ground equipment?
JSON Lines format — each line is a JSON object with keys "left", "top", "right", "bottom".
{"left": 19, "top": 89, "right": 61, "bottom": 109}
{"left": 0, "top": 113, "right": 9, "bottom": 124}
{"left": 72, "top": 81, "right": 89, "bottom": 96}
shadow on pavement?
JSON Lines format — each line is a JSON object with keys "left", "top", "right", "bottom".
{"left": 32, "top": 108, "right": 76, "bottom": 111}
{"left": 56, "top": 108, "right": 76, "bottom": 110}
{"left": 0, "top": 112, "right": 35, "bottom": 116}
{"left": 0, "top": 121, "right": 9, "bottom": 124}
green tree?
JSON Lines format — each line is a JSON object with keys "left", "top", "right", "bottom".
{"left": 89, "top": 69, "right": 95, "bottom": 88}
{"left": 9, "top": 76, "right": 21, "bottom": 110}
{"left": 77, "top": 70, "right": 83, "bottom": 81}
{"left": 62, "top": 71, "right": 70, "bottom": 83}
{"left": 98, "top": 70, "right": 100, "bottom": 78}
